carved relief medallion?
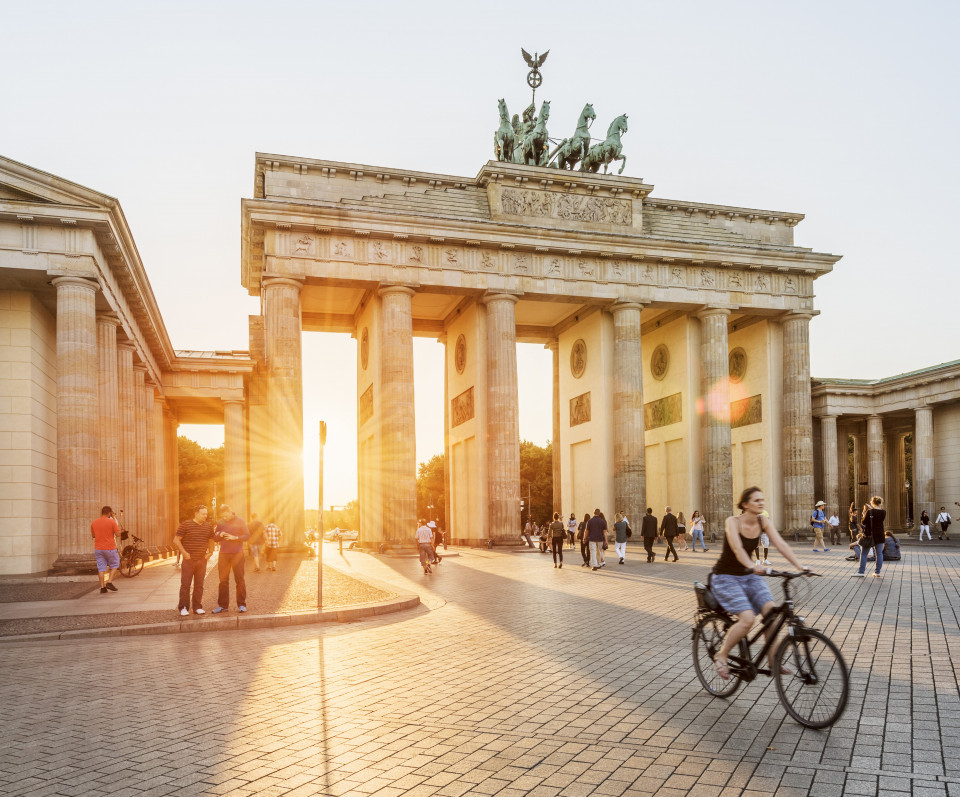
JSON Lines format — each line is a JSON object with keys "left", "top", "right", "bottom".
{"left": 360, "top": 327, "right": 369, "bottom": 370}
{"left": 729, "top": 347, "right": 747, "bottom": 383}
{"left": 570, "top": 392, "right": 591, "bottom": 427}
{"left": 651, "top": 344, "right": 670, "bottom": 381}
{"left": 570, "top": 339, "right": 587, "bottom": 379}
{"left": 455, "top": 334, "right": 467, "bottom": 375}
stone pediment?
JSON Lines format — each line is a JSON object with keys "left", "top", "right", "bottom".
{"left": 0, "top": 155, "right": 107, "bottom": 210}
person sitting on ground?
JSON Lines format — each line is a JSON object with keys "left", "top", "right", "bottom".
{"left": 882, "top": 530, "right": 901, "bottom": 561}
{"left": 846, "top": 533, "right": 866, "bottom": 561}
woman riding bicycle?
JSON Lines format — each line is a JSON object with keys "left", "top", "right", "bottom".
{"left": 712, "top": 486, "right": 811, "bottom": 680}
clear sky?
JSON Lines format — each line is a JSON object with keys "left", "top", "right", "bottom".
{"left": 5, "top": 1, "right": 958, "bottom": 507}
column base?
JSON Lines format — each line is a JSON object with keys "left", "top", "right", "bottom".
{"left": 49, "top": 554, "right": 99, "bottom": 576}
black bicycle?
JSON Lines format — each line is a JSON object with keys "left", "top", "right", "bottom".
{"left": 118, "top": 530, "right": 146, "bottom": 578}
{"left": 692, "top": 571, "right": 849, "bottom": 728}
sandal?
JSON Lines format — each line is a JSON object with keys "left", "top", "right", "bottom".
{"left": 714, "top": 657, "right": 731, "bottom": 681}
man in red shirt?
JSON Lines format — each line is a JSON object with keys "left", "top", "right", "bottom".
{"left": 90, "top": 506, "right": 120, "bottom": 594}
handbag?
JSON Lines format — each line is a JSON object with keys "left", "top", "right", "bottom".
{"left": 625, "top": 524, "right": 632, "bottom": 538}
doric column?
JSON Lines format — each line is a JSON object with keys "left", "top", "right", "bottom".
{"left": 132, "top": 364, "right": 148, "bottom": 541}
{"left": 866, "top": 414, "right": 884, "bottom": 499}
{"left": 52, "top": 276, "right": 100, "bottom": 567}
{"left": 262, "top": 277, "right": 305, "bottom": 540}
{"left": 837, "top": 423, "right": 850, "bottom": 533}
{"left": 153, "top": 394, "right": 167, "bottom": 545}
{"left": 163, "top": 407, "right": 179, "bottom": 542}
{"left": 545, "top": 340, "right": 562, "bottom": 515}
{"left": 440, "top": 334, "right": 451, "bottom": 535}
{"left": 820, "top": 415, "right": 839, "bottom": 522}
{"left": 853, "top": 433, "right": 867, "bottom": 509}
{"left": 483, "top": 293, "right": 521, "bottom": 541}
{"left": 378, "top": 286, "right": 418, "bottom": 541}
{"left": 782, "top": 312, "right": 815, "bottom": 535}
{"left": 116, "top": 343, "right": 137, "bottom": 529}
{"left": 96, "top": 315, "right": 120, "bottom": 508}
{"left": 914, "top": 405, "right": 935, "bottom": 526}
{"left": 144, "top": 383, "right": 158, "bottom": 547}
{"left": 223, "top": 400, "right": 248, "bottom": 521}
{"left": 611, "top": 302, "right": 646, "bottom": 523}
{"left": 697, "top": 308, "right": 733, "bottom": 533}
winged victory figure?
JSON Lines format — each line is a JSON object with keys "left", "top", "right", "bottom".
{"left": 521, "top": 48, "right": 549, "bottom": 69}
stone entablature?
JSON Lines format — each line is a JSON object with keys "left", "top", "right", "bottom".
{"left": 812, "top": 359, "right": 960, "bottom": 416}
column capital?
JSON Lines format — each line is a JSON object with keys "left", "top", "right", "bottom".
{"left": 222, "top": 399, "right": 246, "bottom": 408}
{"left": 781, "top": 311, "right": 815, "bottom": 323}
{"left": 609, "top": 300, "right": 647, "bottom": 316}
{"left": 262, "top": 276, "right": 304, "bottom": 292}
{"left": 915, "top": 403, "right": 933, "bottom": 414}
{"left": 96, "top": 312, "right": 121, "bottom": 327}
{"left": 695, "top": 306, "right": 732, "bottom": 321}
{"left": 117, "top": 341, "right": 136, "bottom": 353}
{"left": 52, "top": 275, "right": 99, "bottom": 293}
{"left": 819, "top": 413, "right": 838, "bottom": 422}
{"left": 543, "top": 339, "right": 558, "bottom": 353}
{"left": 481, "top": 291, "right": 520, "bottom": 306}
{"left": 132, "top": 363, "right": 147, "bottom": 373}
{"left": 377, "top": 285, "right": 416, "bottom": 299}
{"left": 437, "top": 333, "right": 448, "bottom": 345}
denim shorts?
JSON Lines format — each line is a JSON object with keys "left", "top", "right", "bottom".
{"left": 95, "top": 548, "right": 120, "bottom": 572}
{"left": 710, "top": 573, "right": 774, "bottom": 615}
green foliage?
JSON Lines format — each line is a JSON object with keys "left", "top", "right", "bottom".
{"left": 416, "top": 454, "right": 446, "bottom": 527}
{"left": 520, "top": 439, "right": 553, "bottom": 525}
{"left": 177, "top": 437, "right": 224, "bottom": 522}
{"left": 413, "top": 440, "right": 555, "bottom": 531}
{"left": 306, "top": 501, "right": 360, "bottom": 533}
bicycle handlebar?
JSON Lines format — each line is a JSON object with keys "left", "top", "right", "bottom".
{"left": 766, "top": 569, "right": 820, "bottom": 579}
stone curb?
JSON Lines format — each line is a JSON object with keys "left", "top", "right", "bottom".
{"left": 0, "top": 593, "right": 421, "bottom": 644}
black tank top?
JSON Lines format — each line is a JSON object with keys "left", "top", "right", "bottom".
{"left": 712, "top": 516, "right": 761, "bottom": 576}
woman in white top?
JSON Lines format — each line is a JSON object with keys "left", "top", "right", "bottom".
{"left": 690, "top": 510, "right": 708, "bottom": 553}
{"left": 936, "top": 507, "right": 952, "bottom": 540}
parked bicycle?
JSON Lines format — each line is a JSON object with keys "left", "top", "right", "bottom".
{"left": 692, "top": 570, "right": 849, "bottom": 728}
{"left": 118, "top": 520, "right": 146, "bottom": 578}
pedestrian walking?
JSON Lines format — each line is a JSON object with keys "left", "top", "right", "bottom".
{"left": 578, "top": 513, "right": 591, "bottom": 566}
{"left": 811, "top": 500, "right": 829, "bottom": 551}
{"left": 936, "top": 507, "right": 952, "bottom": 540}
{"left": 522, "top": 520, "right": 534, "bottom": 548}
{"left": 690, "top": 510, "right": 708, "bottom": 552}
{"left": 586, "top": 508, "right": 608, "bottom": 571}
{"left": 711, "top": 486, "right": 811, "bottom": 680}
{"left": 676, "top": 512, "right": 688, "bottom": 551}
{"left": 416, "top": 519, "right": 434, "bottom": 574}
{"left": 852, "top": 497, "right": 886, "bottom": 578}
{"left": 212, "top": 505, "right": 249, "bottom": 614}
{"left": 174, "top": 505, "right": 215, "bottom": 616}
{"left": 828, "top": 510, "right": 841, "bottom": 546}
{"left": 660, "top": 506, "right": 679, "bottom": 562}
{"left": 567, "top": 513, "right": 577, "bottom": 549}
{"left": 263, "top": 520, "right": 282, "bottom": 571}
{"left": 430, "top": 521, "right": 444, "bottom": 565}
{"left": 247, "top": 512, "right": 265, "bottom": 572}
{"left": 641, "top": 508, "right": 658, "bottom": 562}
{"left": 90, "top": 506, "right": 120, "bottom": 594}
{"left": 548, "top": 512, "right": 566, "bottom": 568}
{"left": 918, "top": 510, "right": 932, "bottom": 541}
{"left": 613, "top": 511, "right": 628, "bottom": 564}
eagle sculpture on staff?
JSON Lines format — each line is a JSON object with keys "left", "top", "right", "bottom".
{"left": 522, "top": 48, "right": 549, "bottom": 93}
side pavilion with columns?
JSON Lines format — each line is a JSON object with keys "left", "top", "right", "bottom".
{"left": 243, "top": 154, "right": 841, "bottom": 546}
{"left": 0, "top": 156, "right": 254, "bottom": 575}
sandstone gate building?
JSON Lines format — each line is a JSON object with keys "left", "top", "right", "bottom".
{"left": 1, "top": 153, "right": 957, "bottom": 574}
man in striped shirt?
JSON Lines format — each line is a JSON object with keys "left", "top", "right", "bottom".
{"left": 174, "top": 505, "right": 215, "bottom": 616}
{"left": 264, "top": 521, "right": 282, "bottom": 572}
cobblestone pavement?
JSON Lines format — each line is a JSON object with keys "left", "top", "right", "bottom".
{"left": 1, "top": 542, "right": 958, "bottom": 796}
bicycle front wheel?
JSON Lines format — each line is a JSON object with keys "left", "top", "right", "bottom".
{"left": 692, "top": 614, "right": 745, "bottom": 698}
{"left": 120, "top": 552, "right": 143, "bottom": 578}
{"left": 774, "top": 628, "right": 849, "bottom": 728}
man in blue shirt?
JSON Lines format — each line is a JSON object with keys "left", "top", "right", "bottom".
{"left": 811, "top": 500, "right": 829, "bottom": 552}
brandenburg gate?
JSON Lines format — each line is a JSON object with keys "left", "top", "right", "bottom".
{"left": 242, "top": 154, "right": 840, "bottom": 545}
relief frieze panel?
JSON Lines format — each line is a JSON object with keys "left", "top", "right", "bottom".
{"left": 451, "top": 386, "right": 475, "bottom": 428}
{"left": 499, "top": 187, "right": 632, "bottom": 227}
{"left": 644, "top": 393, "right": 682, "bottom": 430}
{"left": 570, "top": 392, "right": 591, "bottom": 427}
{"left": 359, "top": 384, "right": 374, "bottom": 427}
{"left": 731, "top": 395, "right": 762, "bottom": 429}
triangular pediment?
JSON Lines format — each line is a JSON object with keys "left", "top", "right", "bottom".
{"left": 0, "top": 155, "right": 112, "bottom": 209}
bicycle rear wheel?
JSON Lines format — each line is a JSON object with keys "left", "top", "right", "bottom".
{"left": 120, "top": 551, "right": 143, "bottom": 578}
{"left": 692, "top": 613, "right": 746, "bottom": 697}
{"left": 774, "top": 628, "right": 849, "bottom": 728}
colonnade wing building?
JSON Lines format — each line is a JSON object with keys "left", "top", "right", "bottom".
{"left": 5, "top": 152, "right": 958, "bottom": 575}
{"left": 241, "top": 154, "right": 839, "bottom": 547}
